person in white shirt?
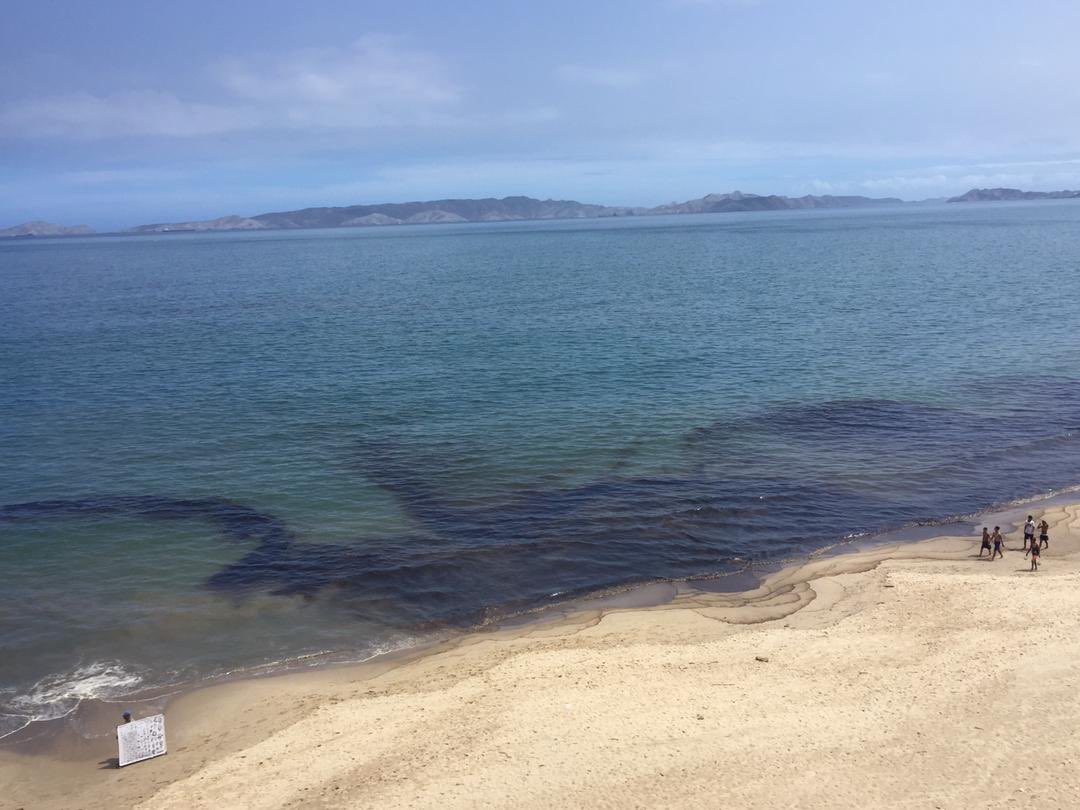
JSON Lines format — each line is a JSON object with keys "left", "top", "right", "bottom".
{"left": 1023, "top": 515, "right": 1036, "bottom": 550}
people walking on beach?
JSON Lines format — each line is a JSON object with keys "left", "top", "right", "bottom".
{"left": 1038, "top": 519, "right": 1049, "bottom": 550}
{"left": 1024, "top": 515, "right": 1036, "bottom": 550}
{"left": 1026, "top": 541, "right": 1041, "bottom": 571}
{"left": 990, "top": 526, "right": 1004, "bottom": 560}
{"left": 979, "top": 527, "right": 992, "bottom": 557}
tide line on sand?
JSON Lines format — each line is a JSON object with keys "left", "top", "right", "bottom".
{"left": 4, "top": 501, "right": 1080, "bottom": 809}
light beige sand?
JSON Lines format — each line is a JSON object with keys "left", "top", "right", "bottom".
{"left": 3, "top": 502, "right": 1080, "bottom": 809}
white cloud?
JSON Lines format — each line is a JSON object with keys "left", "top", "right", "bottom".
{"left": 858, "top": 174, "right": 954, "bottom": 193}
{"left": 556, "top": 64, "right": 643, "bottom": 89}
{"left": 919, "top": 157, "right": 1080, "bottom": 173}
{"left": 219, "top": 35, "right": 460, "bottom": 127}
{"left": 0, "top": 91, "right": 255, "bottom": 138}
{"left": 60, "top": 168, "right": 188, "bottom": 185}
{"left": 852, "top": 159, "right": 1080, "bottom": 197}
{"left": 619, "top": 133, "right": 1080, "bottom": 169}
{"left": 0, "top": 35, "right": 461, "bottom": 139}
{"left": 635, "top": 137, "right": 986, "bottom": 163}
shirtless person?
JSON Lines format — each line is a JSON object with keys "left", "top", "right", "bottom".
{"left": 1038, "top": 519, "right": 1049, "bottom": 550}
{"left": 990, "top": 526, "right": 1004, "bottom": 560}
{"left": 1023, "top": 515, "right": 1036, "bottom": 550}
{"left": 979, "top": 527, "right": 992, "bottom": 557}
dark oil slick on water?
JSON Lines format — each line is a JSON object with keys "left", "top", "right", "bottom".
{"left": 3, "top": 376, "right": 1078, "bottom": 626}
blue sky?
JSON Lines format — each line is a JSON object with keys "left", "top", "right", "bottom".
{"left": 3, "top": 0, "right": 1079, "bottom": 229}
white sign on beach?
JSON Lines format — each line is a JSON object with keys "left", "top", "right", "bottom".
{"left": 117, "top": 714, "right": 167, "bottom": 767}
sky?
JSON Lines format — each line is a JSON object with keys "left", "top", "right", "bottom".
{"left": 2, "top": 0, "right": 1080, "bottom": 229}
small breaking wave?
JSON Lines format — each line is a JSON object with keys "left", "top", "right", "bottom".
{"left": 0, "top": 661, "right": 145, "bottom": 740}
{"left": 0, "top": 638, "right": 430, "bottom": 741}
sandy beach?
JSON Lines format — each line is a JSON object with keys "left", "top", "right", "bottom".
{"left": 3, "top": 500, "right": 1079, "bottom": 809}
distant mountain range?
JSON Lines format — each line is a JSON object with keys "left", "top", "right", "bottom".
{"left": 130, "top": 196, "right": 640, "bottom": 233}
{"left": 6, "top": 188, "right": 1079, "bottom": 239}
{"left": 128, "top": 191, "right": 904, "bottom": 234}
{"left": 0, "top": 220, "right": 94, "bottom": 238}
{"left": 649, "top": 190, "right": 903, "bottom": 214}
{"left": 947, "top": 187, "right": 1080, "bottom": 203}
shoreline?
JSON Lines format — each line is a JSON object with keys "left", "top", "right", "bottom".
{"left": 3, "top": 494, "right": 1079, "bottom": 807}
{"left": 5, "top": 484, "right": 1076, "bottom": 750}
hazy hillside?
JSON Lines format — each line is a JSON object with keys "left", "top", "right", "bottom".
{"left": 0, "top": 221, "right": 94, "bottom": 238}
{"left": 249, "top": 195, "right": 640, "bottom": 229}
{"left": 649, "top": 190, "right": 902, "bottom": 214}
{"left": 125, "top": 191, "right": 910, "bottom": 234}
{"left": 132, "top": 215, "right": 268, "bottom": 233}
{"left": 947, "top": 187, "right": 1080, "bottom": 203}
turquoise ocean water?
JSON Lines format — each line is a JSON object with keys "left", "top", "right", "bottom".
{"left": 2, "top": 201, "right": 1079, "bottom": 737}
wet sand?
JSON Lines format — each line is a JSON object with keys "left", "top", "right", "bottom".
{"left": 3, "top": 501, "right": 1079, "bottom": 809}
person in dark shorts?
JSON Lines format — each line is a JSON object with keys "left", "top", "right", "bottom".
{"left": 990, "top": 526, "right": 1004, "bottom": 560}
{"left": 1026, "top": 541, "right": 1041, "bottom": 571}
{"left": 1038, "top": 519, "right": 1049, "bottom": 550}
{"left": 1023, "top": 515, "right": 1036, "bottom": 550}
{"left": 979, "top": 527, "right": 992, "bottom": 557}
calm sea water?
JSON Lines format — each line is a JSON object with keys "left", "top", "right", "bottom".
{"left": 3, "top": 202, "right": 1080, "bottom": 737}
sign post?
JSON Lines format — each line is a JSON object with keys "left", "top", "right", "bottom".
{"left": 117, "top": 714, "right": 167, "bottom": 767}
